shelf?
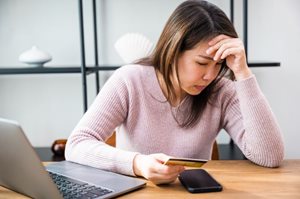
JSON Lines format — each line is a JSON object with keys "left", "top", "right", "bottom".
{"left": 0, "top": 66, "right": 120, "bottom": 75}
{"left": 248, "top": 61, "right": 280, "bottom": 67}
{"left": 0, "top": 62, "right": 280, "bottom": 75}
{"left": 87, "top": 66, "right": 120, "bottom": 72}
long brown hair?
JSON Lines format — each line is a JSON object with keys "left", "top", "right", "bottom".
{"left": 137, "top": 0, "right": 238, "bottom": 128}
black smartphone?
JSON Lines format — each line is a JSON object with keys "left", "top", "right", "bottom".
{"left": 178, "top": 169, "right": 222, "bottom": 193}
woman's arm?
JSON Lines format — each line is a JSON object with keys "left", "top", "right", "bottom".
{"left": 65, "top": 68, "right": 139, "bottom": 176}
{"left": 207, "top": 35, "right": 284, "bottom": 167}
{"left": 221, "top": 76, "right": 284, "bottom": 167}
{"left": 65, "top": 66, "right": 185, "bottom": 182}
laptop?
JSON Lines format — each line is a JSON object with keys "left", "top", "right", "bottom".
{"left": 0, "top": 118, "right": 146, "bottom": 199}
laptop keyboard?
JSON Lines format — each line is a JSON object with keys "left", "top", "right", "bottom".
{"left": 49, "top": 171, "right": 113, "bottom": 199}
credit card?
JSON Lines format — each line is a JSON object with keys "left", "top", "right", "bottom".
{"left": 164, "top": 157, "right": 207, "bottom": 167}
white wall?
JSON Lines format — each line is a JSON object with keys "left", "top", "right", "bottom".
{"left": 0, "top": 0, "right": 299, "bottom": 158}
{"left": 248, "top": 0, "right": 300, "bottom": 158}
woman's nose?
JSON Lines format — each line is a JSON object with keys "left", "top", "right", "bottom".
{"left": 202, "top": 67, "right": 216, "bottom": 81}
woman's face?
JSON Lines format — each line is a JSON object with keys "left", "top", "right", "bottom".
{"left": 176, "top": 40, "right": 224, "bottom": 96}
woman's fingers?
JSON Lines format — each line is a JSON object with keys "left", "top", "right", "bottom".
{"left": 220, "top": 47, "right": 244, "bottom": 60}
{"left": 207, "top": 38, "right": 242, "bottom": 60}
{"left": 143, "top": 164, "right": 182, "bottom": 184}
{"left": 147, "top": 169, "right": 180, "bottom": 184}
{"left": 155, "top": 163, "right": 184, "bottom": 176}
{"left": 205, "top": 34, "right": 250, "bottom": 80}
{"left": 206, "top": 38, "right": 230, "bottom": 55}
{"left": 208, "top": 34, "right": 231, "bottom": 46}
{"left": 136, "top": 153, "right": 185, "bottom": 185}
{"left": 150, "top": 153, "right": 170, "bottom": 164}
{"left": 212, "top": 41, "right": 240, "bottom": 61}
{"left": 150, "top": 158, "right": 184, "bottom": 177}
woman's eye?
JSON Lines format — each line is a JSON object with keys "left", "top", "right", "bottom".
{"left": 197, "top": 62, "right": 208, "bottom": 66}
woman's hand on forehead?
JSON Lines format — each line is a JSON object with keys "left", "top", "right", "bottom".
{"left": 206, "top": 34, "right": 252, "bottom": 80}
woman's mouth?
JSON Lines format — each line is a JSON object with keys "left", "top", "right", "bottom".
{"left": 194, "top": 85, "right": 206, "bottom": 91}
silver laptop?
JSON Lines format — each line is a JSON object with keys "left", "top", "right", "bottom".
{"left": 0, "top": 118, "right": 146, "bottom": 199}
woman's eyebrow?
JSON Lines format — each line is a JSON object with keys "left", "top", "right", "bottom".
{"left": 197, "top": 55, "right": 224, "bottom": 63}
{"left": 197, "top": 55, "right": 214, "bottom": 61}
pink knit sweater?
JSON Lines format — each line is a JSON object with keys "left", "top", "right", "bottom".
{"left": 65, "top": 64, "right": 284, "bottom": 176}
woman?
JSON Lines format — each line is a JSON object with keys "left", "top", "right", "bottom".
{"left": 65, "top": 0, "right": 284, "bottom": 185}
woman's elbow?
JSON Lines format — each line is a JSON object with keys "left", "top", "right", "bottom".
{"left": 64, "top": 138, "right": 76, "bottom": 161}
{"left": 267, "top": 145, "right": 285, "bottom": 167}
{"left": 263, "top": 153, "right": 284, "bottom": 168}
{"left": 251, "top": 143, "right": 285, "bottom": 168}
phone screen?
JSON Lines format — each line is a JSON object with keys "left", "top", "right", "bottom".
{"left": 178, "top": 169, "right": 222, "bottom": 193}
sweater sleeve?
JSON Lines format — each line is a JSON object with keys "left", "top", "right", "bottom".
{"left": 65, "top": 67, "right": 139, "bottom": 176}
{"left": 221, "top": 75, "right": 284, "bottom": 167}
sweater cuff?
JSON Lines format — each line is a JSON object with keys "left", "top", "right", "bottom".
{"left": 114, "top": 150, "right": 140, "bottom": 176}
{"left": 234, "top": 75, "right": 262, "bottom": 99}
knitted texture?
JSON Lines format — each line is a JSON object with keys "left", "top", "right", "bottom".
{"left": 65, "top": 65, "right": 284, "bottom": 176}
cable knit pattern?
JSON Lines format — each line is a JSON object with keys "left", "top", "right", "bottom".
{"left": 65, "top": 64, "right": 284, "bottom": 176}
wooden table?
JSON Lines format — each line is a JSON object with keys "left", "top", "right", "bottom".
{"left": 1, "top": 160, "right": 299, "bottom": 199}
